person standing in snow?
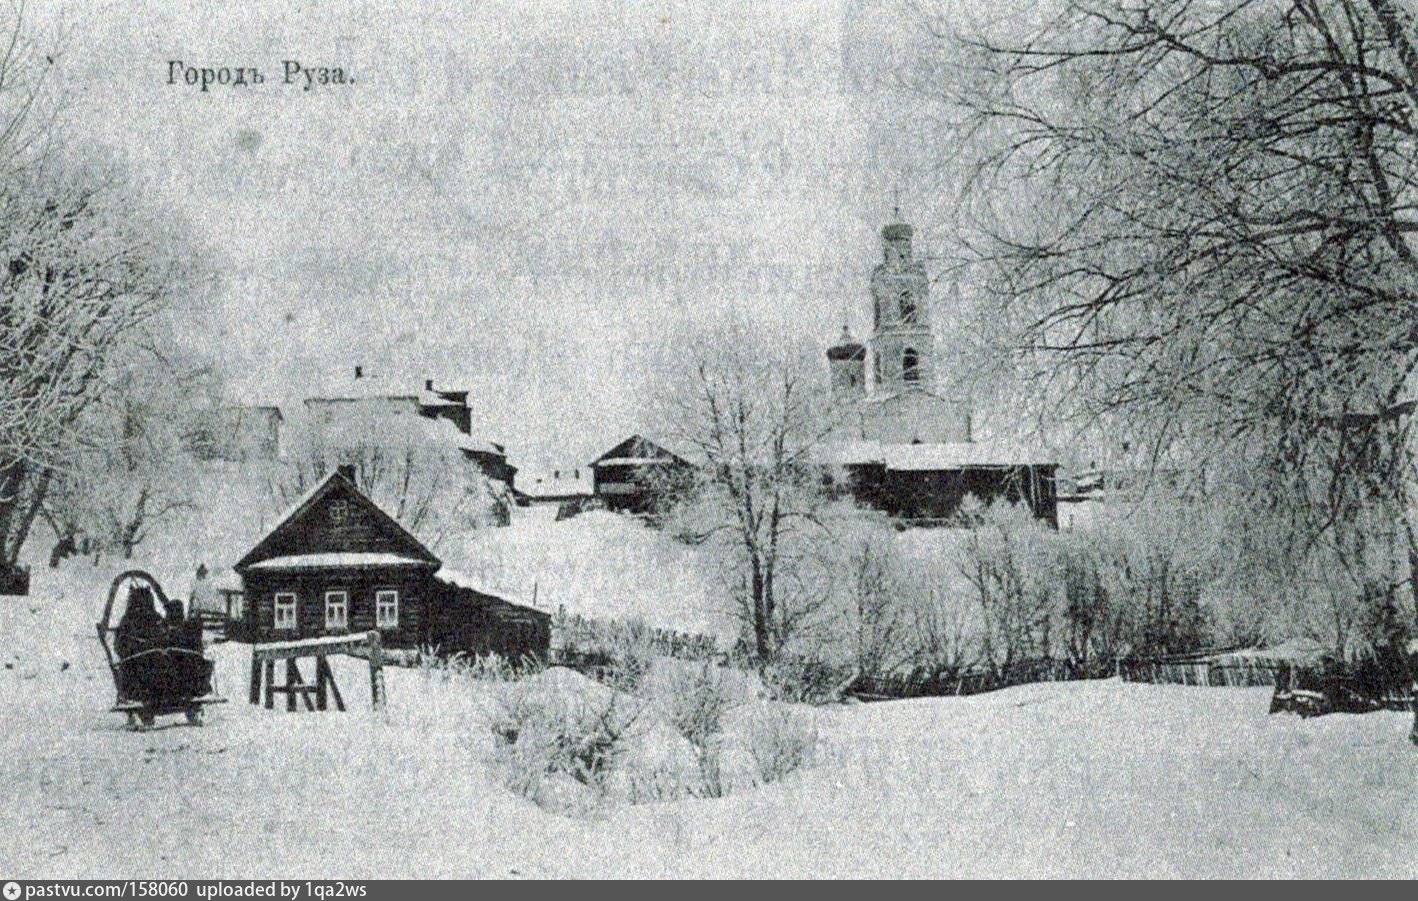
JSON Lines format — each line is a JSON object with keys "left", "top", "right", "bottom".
{"left": 115, "top": 586, "right": 170, "bottom": 703}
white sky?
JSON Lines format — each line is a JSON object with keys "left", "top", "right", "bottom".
{"left": 47, "top": 0, "right": 991, "bottom": 467}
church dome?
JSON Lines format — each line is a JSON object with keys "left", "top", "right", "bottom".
{"left": 827, "top": 325, "right": 866, "bottom": 360}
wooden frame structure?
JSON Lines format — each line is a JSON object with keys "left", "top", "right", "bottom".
{"left": 249, "top": 630, "right": 386, "bottom": 711}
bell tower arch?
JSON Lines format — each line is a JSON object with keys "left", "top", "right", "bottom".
{"left": 868, "top": 217, "right": 933, "bottom": 394}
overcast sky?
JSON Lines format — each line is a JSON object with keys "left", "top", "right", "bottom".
{"left": 48, "top": 0, "right": 995, "bottom": 468}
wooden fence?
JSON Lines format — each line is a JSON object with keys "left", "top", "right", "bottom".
{"left": 1118, "top": 654, "right": 1285, "bottom": 688}
{"left": 550, "top": 609, "right": 720, "bottom": 665}
{"left": 850, "top": 658, "right": 1112, "bottom": 701}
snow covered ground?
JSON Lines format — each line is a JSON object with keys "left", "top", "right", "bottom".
{"left": 441, "top": 510, "right": 731, "bottom": 638}
{"left": 0, "top": 566, "right": 1413, "bottom": 879}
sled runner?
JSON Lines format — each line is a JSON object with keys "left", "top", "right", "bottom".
{"left": 97, "top": 570, "right": 226, "bottom": 729}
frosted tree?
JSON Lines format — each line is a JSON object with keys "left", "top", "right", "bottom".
{"left": 272, "top": 410, "right": 506, "bottom": 555}
{"left": 930, "top": 0, "right": 1418, "bottom": 641}
{"left": 41, "top": 346, "right": 220, "bottom": 560}
{"left": 653, "top": 319, "right": 841, "bottom": 663}
{"left": 0, "top": 11, "right": 205, "bottom": 578}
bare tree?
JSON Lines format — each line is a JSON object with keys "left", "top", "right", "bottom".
{"left": 655, "top": 320, "right": 840, "bottom": 663}
{"left": 272, "top": 411, "right": 506, "bottom": 554}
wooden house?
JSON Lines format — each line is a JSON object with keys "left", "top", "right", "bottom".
{"left": 820, "top": 441, "right": 1059, "bottom": 527}
{"left": 233, "top": 467, "right": 549, "bottom": 657}
{"left": 589, "top": 435, "right": 696, "bottom": 514}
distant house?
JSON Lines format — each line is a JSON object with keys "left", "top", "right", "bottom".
{"left": 304, "top": 369, "right": 517, "bottom": 492}
{"left": 589, "top": 435, "right": 696, "bottom": 514}
{"left": 185, "top": 406, "right": 283, "bottom": 462}
{"left": 232, "top": 467, "right": 549, "bottom": 657}
{"left": 514, "top": 467, "right": 597, "bottom": 519}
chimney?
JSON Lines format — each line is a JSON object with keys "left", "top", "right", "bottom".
{"left": 336, "top": 464, "right": 357, "bottom": 484}
{"left": 354, "top": 365, "right": 363, "bottom": 379}
{"left": 425, "top": 378, "right": 434, "bottom": 391}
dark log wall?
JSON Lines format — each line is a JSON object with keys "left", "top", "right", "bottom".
{"left": 427, "top": 584, "right": 551, "bottom": 660}
{"left": 845, "top": 464, "right": 1059, "bottom": 526}
{"left": 242, "top": 566, "right": 436, "bottom": 647}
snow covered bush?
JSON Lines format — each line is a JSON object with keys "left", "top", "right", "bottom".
{"left": 489, "top": 668, "right": 642, "bottom": 813}
{"left": 414, "top": 647, "right": 539, "bottom": 683}
{"left": 644, "top": 659, "right": 744, "bottom": 797}
{"left": 745, "top": 704, "right": 818, "bottom": 784}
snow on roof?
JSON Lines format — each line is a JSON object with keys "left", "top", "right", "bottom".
{"left": 817, "top": 440, "right": 1056, "bottom": 469}
{"left": 246, "top": 552, "right": 434, "bottom": 570}
{"left": 594, "top": 456, "right": 687, "bottom": 467}
{"left": 591, "top": 434, "right": 694, "bottom": 466}
{"left": 307, "top": 403, "right": 504, "bottom": 457}
{"left": 519, "top": 468, "right": 595, "bottom": 498}
{"left": 433, "top": 568, "right": 543, "bottom": 612}
{"left": 884, "top": 443, "right": 1056, "bottom": 469}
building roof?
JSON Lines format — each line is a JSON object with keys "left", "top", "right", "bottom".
{"left": 827, "top": 325, "right": 866, "bottom": 361}
{"left": 590, "top": 434, "right": 694, "bottom": 468}
{"left": 433, "top": 569, "right": 550, "bottom": 619}
{"left": 234, "top": 469, "right": 441, "bottom": 572}
{"left": 306, "top": 402, "right": 505, "bottom": 459}
{"left": 246, "top": 552, "right": 435, "bottom": 570}
{"left": 818, "top": 439, "right": 1056, "bottom": 469}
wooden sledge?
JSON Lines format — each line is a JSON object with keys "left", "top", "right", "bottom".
{"left": 97, "top": 570, "right": 227, "bottom": 729}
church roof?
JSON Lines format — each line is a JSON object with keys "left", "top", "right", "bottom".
{"left": 818, "top": 440, "right": 1056, "bottom": 469}
{"left": 827, "top": 325, "right": 865, "bottom": 360}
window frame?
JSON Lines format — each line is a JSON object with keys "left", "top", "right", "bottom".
{"left": 375, "top": 589, "right": 399, "bottom": 629}
{"left": 273, "top": 592, "right": 298, "bottom": 630}
{"left": 903, "top": 347, "right": 921, "bottom": 382}
{"left": 324, "top": 589, "right": 349, "bottom": 630}
{"left": 328, "top": 499, "right": 352, "bottom": 526}
{"left": 899, "top": 288, "right": 917, "bottom": 323}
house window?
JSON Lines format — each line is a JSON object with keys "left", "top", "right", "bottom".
{"left": 273, "top": 592, "right": 297, "bottom": 630}
{"left": 903, "top": 348, "right": 921, "bottom": 382}
{"left": 375, "top": 589, "right": 399, "bottom": 629}
{"left": 329, "top": 499, "right": 351, "bottom": 525}
{"left": 324, "top": 590, "right": 349, "bottom": 630}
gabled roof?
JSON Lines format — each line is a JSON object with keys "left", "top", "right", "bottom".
{"left": 234, "top": 470, "right": 440, "bottom": 572}
{"left": 590, "top": 434, "right": 694, "bottom": 468}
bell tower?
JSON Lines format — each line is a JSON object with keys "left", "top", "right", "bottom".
{"left": 868, "top": 217, "right": 933, "bottom": 395}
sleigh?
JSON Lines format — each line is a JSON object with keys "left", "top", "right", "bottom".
{"left": 97, "top": 570, "right": 227, "bottom": 729}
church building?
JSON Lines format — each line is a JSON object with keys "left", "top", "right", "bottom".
{"left": 822, "top": 217, "right": 1058, "bottom": 525}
